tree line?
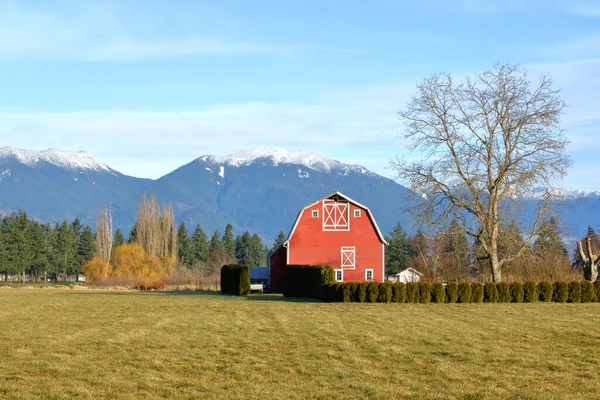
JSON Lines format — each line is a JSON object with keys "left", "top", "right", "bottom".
{"left": 385, "top": 218, "right": 597, "bottom": 283}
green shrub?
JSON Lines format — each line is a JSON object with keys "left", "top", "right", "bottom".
{"left": 431, "top": 283, "right": 445, "bottom": 304}
{"left": 284, "top": 264, "right": 334, "bottom": 298}
{"left": 484, "top": 282, "right": 499, "bottom": 303}
{"left": 580, "top": 281, "right": 597, "bottom": 303}
{"left": 419, "top": 282, "right": 432, "bottom": 304}
{"left": 538, "top": 281, "right": 553, "bottom": 302}
{"left": 220, "top": 264, "right": 250, "bottom": 295}
{"left": 594, "top": 281, "right": 600, "bottom": 302}
{"left": 321, "top": 283, "right": 338, "bottom": 302}
{"left": 523, "top": 282, "right": 538, "bottom": 303}
{"left": 347, "top": 282, "right": 359, "bottom": 302}
{"left": 510, "top": 282, "right": 524, "bottom": 303}
{"left": 367, "top": 282, "right": 380, "bottom": 303}
{"left": 553, "top": 281, "right": 569, "bottom": 303}
{"left": 457, "top": 282, "right": 472, "bottom": 303}
{"left": 471, "top": 283, "right": 484, "bottom": 303}
{"left": 340, "top": 283, "right": 354, "bottom": 302}
{"left": 407, "top": 282, "right": 420, "bottom": 303}
{"left": 392, "top": 283, "right": 407, "bottom": 303}
{"left": 379, "top": 282, "right": 393, "bottom": 303}
{"left": 445, "top": 283, "right": 458, "bottom": 303}
{"left": 498, "top": 282, "right": 511, "bottom": 303}
{"left": 356, "top": 282, "right": 368, "bottom": 303}
{"left": 568, "top": 281, "right": 582, "bottom": 303}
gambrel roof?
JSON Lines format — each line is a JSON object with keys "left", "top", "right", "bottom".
{"left": 282, "top": 191, "right": 388, "bottom": 247}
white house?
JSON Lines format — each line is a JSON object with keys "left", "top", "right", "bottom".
{"left": 395, "top": 268, "right": 423, "bottom": 283}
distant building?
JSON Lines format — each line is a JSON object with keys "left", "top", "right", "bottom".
{"left": 395, "top": 268, "right": 423, "bottom": 283}
{"left": 269, "top": 191, "right": 388, "bottom": 292}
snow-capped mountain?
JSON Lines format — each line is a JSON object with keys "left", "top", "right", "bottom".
{"left": 0, "top": 145, "right": 598, "bottom": 241}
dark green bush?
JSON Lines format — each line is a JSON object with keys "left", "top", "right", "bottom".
{"left": 431, "top": 283, "right": 445, "bottom": 304}
{"left": 284, "top": 264, "right": 334, "bottom": 298}
{"left": 407, "top": 282, "right": 420, "bottom": 303}
{"left": 419, "top": 282, "right": 432, "bottom": 304}
{"left": 510, "top": 282, "right": 524, "bottom": 303}
{"left": 580, "top": 281, "right": 597, "bottom": 303}
{"left": 445, "top": 283, "right": 458, "bottom": 303}
{"left": 568, "top": 281, "right": 582, "bottom": 303}
{"left": 367, "top": 282, "right": 380, "bottom": 303}
{"left": 594, "top": 281, "right": 600, "bottom": 302}
{"left": 321, "top": 283, "right": 338, "bottom": 302}
{"left": 523, "top": 282, "right": 538, "bottom": 303}
{"left": 220, "top": 264, "right": 250, "bottom": 296}
{"left": 341, "top": 283, "right": 354, "bottom": 302}
{"left": 357, "top": 282, "right": 368, "bottom": 303}
{"left": 484, "top": 282, "right": 499, "bottom": 303}
{"left": 553, "top": 281, "right": 569, "bottom": 303}
{"left": 538, "top": 281, "right": 553, "bottom": 302}
{"left": 471, "top": 283, "right": 484, "bottom": 303}
{"left": 379, "top": 282, "right": 393, "bottom": 303}
{"left": 498, "top": 282, "right": 511, "bottom": 303}
{"left": 457, "top": 282, "right": 472, "bottom": 303}
{"left": 392, "top": 283, "right": 407, "bottom": 303}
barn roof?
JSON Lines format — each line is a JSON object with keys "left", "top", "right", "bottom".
{"left": 282, "top": 191, "right": 388, "bottom": 247}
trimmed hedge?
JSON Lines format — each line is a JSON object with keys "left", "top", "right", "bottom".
{"left": 471, "top": 283, "right": 484, "bottom": 303}
{"left": 484, "top": 282, "right": 499, "bottom": 303}
{"left": 393, "top": 283, "right": 407, "bottom": 303}
{"left": 594, "top": 281, "right": 600, "bottom": 302}
{"left": 553, "top": 281, "right": 569, "bottom": 303}
{"left": 445, "top": 283, "right": 458, "bottom": 303}
{"left": 510, "top": 282, "right": 524, "bottom": 303}
{"left": 581, "top": 281, "right": 596, "bottom": 303}
{"left": 568, "top": 281, "right": 582, "bottom": 303}
{"left": 523, "top": 282, "right": 538, "bottom": 303}
{"left": 431, "top": 283, "right": 446, "bottom": 304}
{"left": 284, "top": 264, "right": 335, "bottom": 298}
{"left": 498, "top": 282, "right": 511, "bottom": 303}
{"left": 538, "top": 281, "right": 553, "bottom": 302}
{"left": 379, "top": 282, "right": 393, "bottom": 303}
{"left": 419, "top": 283, "right": 432, "bottom": 304}
{"left": 407, "top": 282, "right": 420, "bottom": 303}
{"left": 457, "top": 282, "right": 472, "bottom": 303}
{"left": 220, "top": 264, "right": 250, "bottom": 296}
{"left": 367, "top": 282, "right": 380, "bottom": 303}
{"left": 357, "top": 282, "right": 368, "bottom": 302}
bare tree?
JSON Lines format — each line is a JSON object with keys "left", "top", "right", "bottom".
{"left": 577, "top": 238, "right": 600, "bottom": 281}
{"left": 393, "top": 63, "right": 570, "bottom": 283}
{"left": 95, "top": 206, "right": 113, "bottom": 279}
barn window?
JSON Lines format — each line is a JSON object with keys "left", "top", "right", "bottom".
{"left": 334, "top": 269, "right": 343, "bottom": 282}
{"left": 354, "top": 209, "right": 361, "bottom": 218}
{"left": 323, "top": 200, "right": 349, "bottom": 230}
{"left": 341, "top": 247, "right": 355, "bottom": 269}
{"left": 365, "top": 269, "right": 374, "bottom": 282}
{"left": 312, "top": 210, "right": 319, "bottom": 218}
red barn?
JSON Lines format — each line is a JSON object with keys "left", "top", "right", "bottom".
{"left": 269, "top": 191, "right": 388, "bottom": 292}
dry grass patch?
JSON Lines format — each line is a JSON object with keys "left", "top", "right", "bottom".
{"left": 0, "top": 290, "right": 599, "bottom": 399}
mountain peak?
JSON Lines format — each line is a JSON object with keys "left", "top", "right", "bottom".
{"left": 0, "top": 147, "right": 112, "bottom": 172}
{"left": 199, "top": 147, "right": 367, "bottom": 173}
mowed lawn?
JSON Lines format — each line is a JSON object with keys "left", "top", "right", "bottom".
{"left": 1, "top": 290, "right": 599, "bottom": 400}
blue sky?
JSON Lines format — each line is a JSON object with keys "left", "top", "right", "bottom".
{"left": 0, "top": 0, "right": 598, "bottom": 189}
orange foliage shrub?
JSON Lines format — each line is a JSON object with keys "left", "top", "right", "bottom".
{"left": 82, "top": 256, "right": 111, "bottom": 282}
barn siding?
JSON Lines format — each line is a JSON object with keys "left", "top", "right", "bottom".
{"left": 269, "top": 245, "right": 287, "bottom": 292}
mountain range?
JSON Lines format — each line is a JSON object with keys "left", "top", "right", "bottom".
{"left": 0, "top": 146, "right": 598, "bottom": 243}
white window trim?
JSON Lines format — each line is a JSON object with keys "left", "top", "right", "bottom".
{"left": 334, "top": 269, "right": 344, "bottom": 282}
{"left": 341, "top": 246, "right": 356, "bottom": 270}
{"left": 365, "top": 269, "right": 374, "bottom": 282}
{"left": 354, "top": 209, "right": 361, "bottom": 218}
{"left": 312, "top": 210, "right": 319, "bottom": 218}
{"left": 322, "top": 200, "right": 350, "bottom": 231}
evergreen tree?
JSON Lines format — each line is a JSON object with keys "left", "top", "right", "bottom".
{"left": 191, "top": 224, "right": 209, "bottom": 264}
{"left": 27, "top": 221, "right": 49, "bottom": 281}
{"left": 272, "top": 230, "right": 286, "bottom": 252}
{"left": 113, "top": 228, "right": 125, "bottom": 247}
{"left": 177, "top": 222, "right": 193, "bottom": 267}
{"left": 222, "top": 224, "right": 237, "bottom": 261}
{"left": 3, "top": 212, "right": 32, "bottom": 281}
{"left": 53, "top": 220, "right": 77, "bottom": 281}
{"left": 385, "top": 222, "right": 409, "bottom": 275}
{"left": 77, "top": 226, "right": 96, "bottom": 267}
{"left": 533, "top": 217, "right": 567, "bottom": 258}
{"left": 128, "top": 224, "right": 138, "bottom": 244}
{"left": 235, "top": 232, "right": 267, "bottom": 266}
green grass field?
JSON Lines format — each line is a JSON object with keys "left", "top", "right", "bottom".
{"left": 1, "top": 289, "right": 599, "bottom": 399}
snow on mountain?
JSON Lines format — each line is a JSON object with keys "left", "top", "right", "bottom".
{"left": 0, "top": 147, "right": 112, "bottom": 172}
{"left": 199, "top": 147, "right": 370, "bottom": 174}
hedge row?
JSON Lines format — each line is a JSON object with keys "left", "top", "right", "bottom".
{"left": 284, "top": 264, "right": 335, "bottom": 298}
{"left": 220, "top": 264, "right": 251, "bottom": 296}
{"left": 322, "top": 281, "right": 600, "bottom": 303}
